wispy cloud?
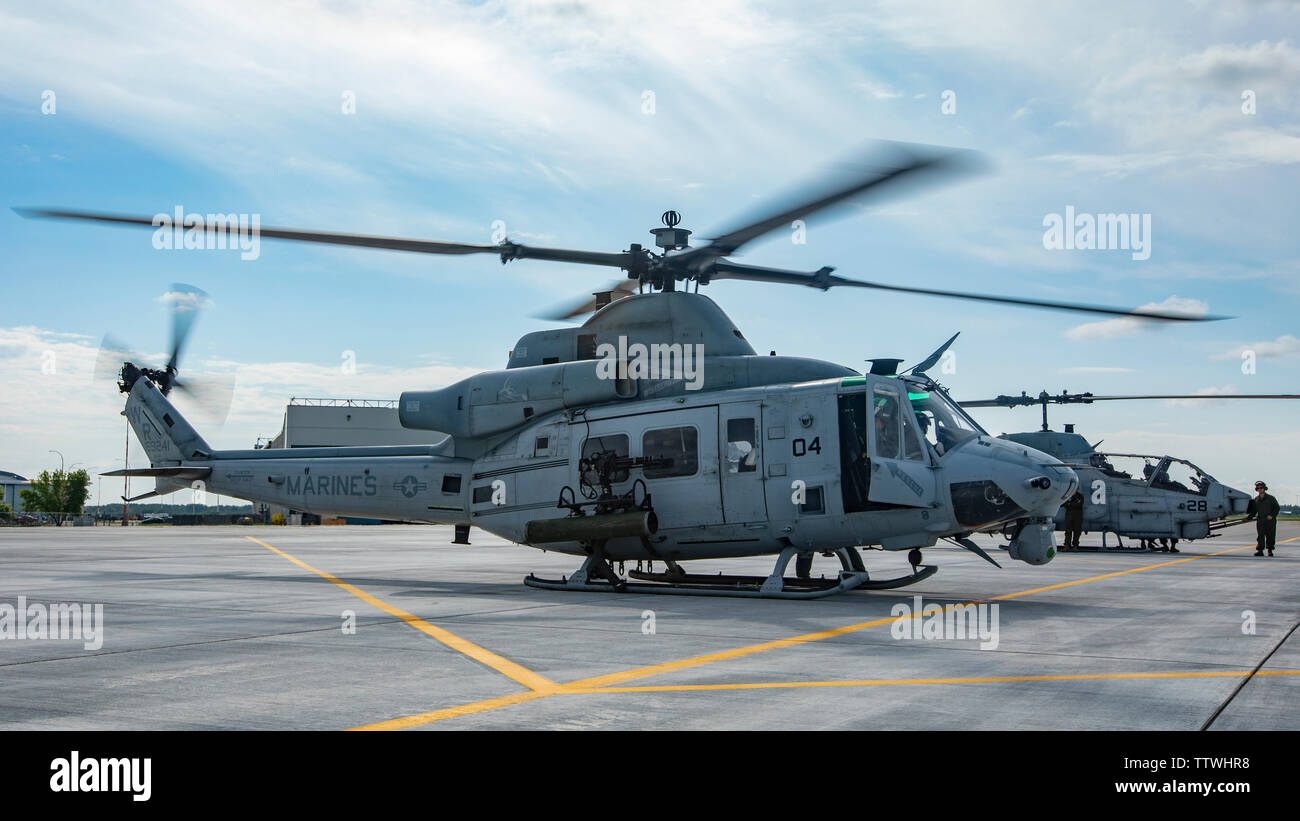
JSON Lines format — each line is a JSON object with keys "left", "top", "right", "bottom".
{"left": 1212, "top": 333, "right": 1300, "bottom": 361}
{"left": 1064, "top": 296, "right": 1209, "bottom": 341}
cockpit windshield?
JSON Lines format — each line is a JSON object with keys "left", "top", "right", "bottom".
{"left": 903, "top": 379, "right": 985, "bottom": 454}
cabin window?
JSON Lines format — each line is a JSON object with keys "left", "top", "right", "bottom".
{"left": 901, "top": 408, "right": 925, "bottom": 462}
{"left": 726, "top": 418, "right": 757, "bottom": 473}
{"left": 534, "top": 435, "right": 551, "bottom": 457}
{"left": 581, "top": 434, "right": 630, "bottom": 484}
{"left": 642, "top": 426, "right": 698, "bottom": 478}
{"left": 581, "top": 434, "right": 628, "bottom": 460}
{"left": 441, "top": 475, "right": 462, "bottom": 493}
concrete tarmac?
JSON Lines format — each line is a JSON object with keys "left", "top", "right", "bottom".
{"left": 1, "top": 523, "right": 1296, "bottom": 730}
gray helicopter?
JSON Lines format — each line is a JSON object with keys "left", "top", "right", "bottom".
{"left": 23, "top": 143, "right": 1224, "bottom": 598}
{"left": 960, "top": 390, "right": 1298, "bottom": 549}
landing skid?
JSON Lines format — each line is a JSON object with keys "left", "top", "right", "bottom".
{"left": 1096, "top": 531, "right": 1155, "bottom": 552}
{"left": 523, "top": 546, "right": 939, "bottom": 599}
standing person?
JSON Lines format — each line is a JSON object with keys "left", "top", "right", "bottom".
{"left": 1061, "top": 491, "right": 1084, "bottom": 551}
{"left": 1245, "top": 481, "right": 1280, "bottom": 557}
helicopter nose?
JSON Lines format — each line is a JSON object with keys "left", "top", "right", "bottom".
{"left": 1019, "top": 462, "right": 1077, "bottom": 513}
{"left": 1227, "top": 486, "right": 1252, "bottom": 515}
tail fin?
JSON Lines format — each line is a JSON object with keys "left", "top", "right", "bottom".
{"left": 123, "top": 377, "right": 212, "bottom": 465}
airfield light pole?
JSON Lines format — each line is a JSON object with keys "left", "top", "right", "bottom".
{"left": 123, "top": 425, "right": 130, "bottom": 526}
{"left": 47, "top": 450, "right": 67, "bottom": 519}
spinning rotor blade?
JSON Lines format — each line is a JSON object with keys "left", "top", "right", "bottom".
{"left": 14, "top": 208, "right": 632, "bottom": 270}
{"left": 165, "top": 282, "right": 209, "bottom": 372}
{"left": 537, "top": 280, "right": 640, "bottom": 321}
{"left": 684, "top": 142, "right": 982, "bottom": 260}
{"left": 173, "top": 372, "right": 236, "bottom": 427}
{"left": 93, "top": 334, "right": 141, "bottom": 384}
{"left": 707, "top": 261, "right": 1230, "bottom": 322}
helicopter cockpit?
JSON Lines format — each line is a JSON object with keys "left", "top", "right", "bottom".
{"left": 902, "top": 379, "right": 985, "bottom": 455}
{"left": 1088, "top": 453, "right": 1215, "bottom": 496}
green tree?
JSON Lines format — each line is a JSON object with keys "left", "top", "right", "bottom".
{"left": 20, "top": 469, "right": 91, "bottom": 525}
{"left": 0, "top": 498, "right": 11, "bottom": 522}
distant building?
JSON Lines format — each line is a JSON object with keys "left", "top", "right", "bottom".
{"left": 268, "top": 398, "right": 439, "bottom": 449}
{"left": 0, "top": 470, "right": 30, "bottom": 512}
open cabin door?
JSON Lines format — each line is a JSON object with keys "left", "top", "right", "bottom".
{"left": 864, "top": 377, "right": 936, "bottom": 508}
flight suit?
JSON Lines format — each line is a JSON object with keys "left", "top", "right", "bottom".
{"left": 1248, "top": 493, "right": 1280, "bottom": 555}
{"left": 1061, "top": 492, "right": 1084, "bottom": 551}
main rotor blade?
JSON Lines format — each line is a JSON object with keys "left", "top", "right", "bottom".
{"left": 960, "top": 393, "right": 1300, "bottom": 408}
{"left": 536, "top": 280, "right": 639, "bottom": 321}
{"left": 14, "top": 208, "right": 633, "bottom": 269}
{"left": 685, "top": 142, "right": 983, "bottom": 260}
{"left": 707, "top": 261, "right": 1230, "bottom": 322}
{"left": 1085, "top": 394, "right": 1300, "bottom": 401}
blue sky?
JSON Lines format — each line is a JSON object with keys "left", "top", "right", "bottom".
{"left": 1, "top": 0, "right": 1298, "bottom": 505}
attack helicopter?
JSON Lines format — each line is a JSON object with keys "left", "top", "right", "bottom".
{"left": 960, "top": 390, "right": 1298, "bottom": 548}
{"left": 21, "top": 142, "right": 1227, "bottom": 598}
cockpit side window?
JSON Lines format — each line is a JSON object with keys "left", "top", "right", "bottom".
{"left": 871, "top": 387, "right": 902, "bottom": 460}
{"left": 904, "top": 382, "right": 981, "bottom": 454}
{"left": 900, "top": 405, "right": 925, "bottom": 461}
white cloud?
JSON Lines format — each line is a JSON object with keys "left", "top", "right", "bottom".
{"left": 1065, "top": 296, "right": 1209, "bottom": 341}
{"left": 857, "top": 80, "right": 904, "bottom": 100}
{"left": 156, "top": 288, "right": 212, "bottom": 312}
{"left": 1165, "top": 385, "right": 1240, "bottom": 407}
{"left": 1212, "top": 333, "right": 1300, "bottom": 361}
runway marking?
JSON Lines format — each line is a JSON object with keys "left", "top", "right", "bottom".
{"left": 990, "top": 544, "right": 1256, "bottom": 602}
{"left": 245, "top": 536, "right": 558, "bottom": 693}
{"left": 341, "top": 535, "right": 1294, "bottom": 729}
{"left": 565, "top": 668, "right": 1300, "bottom": 695}
{"left": 562, "top": 544, "right": 1259, "bottom": 691}
{"left": 349, "top": 690, "right": 552, "bottom": 731}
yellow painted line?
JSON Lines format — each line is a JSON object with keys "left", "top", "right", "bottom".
{"left": 334, "top": 530, "right": 1300, "bottom": 728}
{"left": 350, "top": 689, "right": 551, "bottom": 731}
{"left": 566, "top": 669, "right": 1300, "bottom": 695}
{"left": 562, "top": 612, "right": 920, "bottom": 691}
{"left": 991, "top": 544, "right": 1255, "bottom": 602}
{"left": 246, "top": 536, "right": 558, "bottom": 693}
{"left": 563, "top": 544, "right": 1265, "bottom": 691}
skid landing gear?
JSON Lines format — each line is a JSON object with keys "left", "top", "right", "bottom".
{"left": 524, "top": 546, "right": 938, "bottom": 599}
